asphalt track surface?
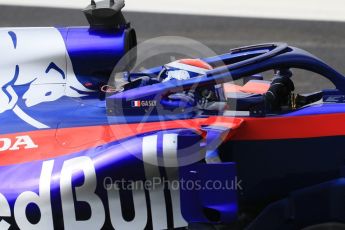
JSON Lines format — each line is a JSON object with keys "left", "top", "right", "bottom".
{"left": 1, "top": 5, "right": 345, "bottom": 92}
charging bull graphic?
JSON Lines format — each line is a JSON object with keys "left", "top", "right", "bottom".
{"left": 0, "top": 28, "right": 91, "bottom": 129}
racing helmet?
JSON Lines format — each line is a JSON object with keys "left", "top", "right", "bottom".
{"left": 159, "top": 59, "right": 213, "bottom": 82}
{"left": 159, "top": 59, "right": 225, "bottom": 108}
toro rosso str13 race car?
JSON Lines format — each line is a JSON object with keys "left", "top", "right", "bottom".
{"left": 1, "top": 1, "right": 345, "bottom": 230}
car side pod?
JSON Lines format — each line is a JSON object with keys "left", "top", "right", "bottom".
{"left": 247, "top": 178, "right": 345, "bottom": 230}
{"left": 179, "top": 163, "right": 238, "bottom": 224}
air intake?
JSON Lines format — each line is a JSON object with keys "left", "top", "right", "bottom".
{"left": 83, "top": 0, "right": 128, "bottom": 29}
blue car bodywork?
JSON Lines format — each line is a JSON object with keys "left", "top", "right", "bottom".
{"left": 1, "top": 1, "right": 345, "bottom": 229}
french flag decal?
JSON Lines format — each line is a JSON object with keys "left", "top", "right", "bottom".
{"left": 132, "top": 101, "right": 141, "bottom": 107}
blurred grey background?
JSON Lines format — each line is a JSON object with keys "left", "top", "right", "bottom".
{"left": 0, "top": 5, "right": 344, "bottom": 92}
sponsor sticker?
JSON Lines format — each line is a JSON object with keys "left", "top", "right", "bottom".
{"left": 131, "top": 100, "right": 157, "bottom": 108}
{"left": 0, "top": 135, "right": 38, "bottom": 152}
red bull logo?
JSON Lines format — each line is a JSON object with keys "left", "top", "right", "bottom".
{"left": 0, "top": 28, "right": 92, "bottom": 129}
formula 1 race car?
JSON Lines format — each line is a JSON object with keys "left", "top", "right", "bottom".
{"left": 1, "top": 1, "right": 345, "bottom": 230}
